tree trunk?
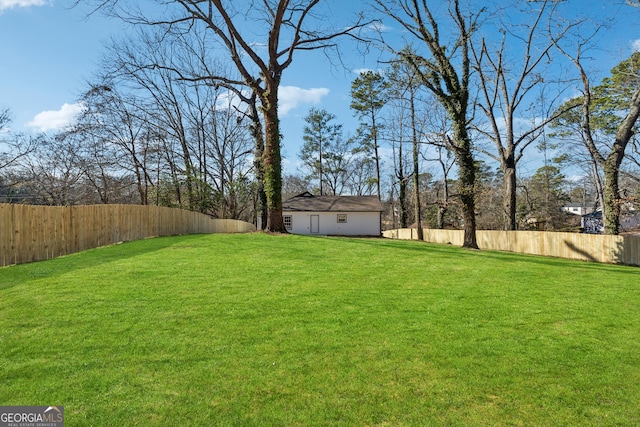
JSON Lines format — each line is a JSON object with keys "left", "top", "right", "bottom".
{"left": 372, "top": 118, "right": 382, "bottom": 199}
{"left": 319, "top": 137, "right": 324, "bottom": 196}
{"left": 255, "top": 167, "right": 268, "bottom": 230}
{"left": 397, "top": 137, "right": 408, "bottom": 228}
{"left": 133, "top": 161, "right": 147, "bottom": 205}
{"left": 603, "top": 87, "right": 640, "bottom": 235}
{"left": 591, "top": 162, "right": 605, "bottom": 217}
{"left": 436, "top": 152, "right": 450, "bottom": 230}
{"left": 399, "top": 177, "right": 408, "bottom": 228}
{"left": 412, "top": 107, "right": 423, "bottom": 240}
{"left": 248, "top": 95, "right": 268, "bottom": 230}
{"left": 503, "top": 158, "right": 517, "bottom": 230}
{"left": 453, "top": 124, "right": 479, "bottom": 249}
{"left": 436, "top": 205, "right": 446, "bottom": 229}
{"left": 458, "top": 153, "right": 478, "bottom": 248}
{"left": 602, "top": 161, "right": 621, "bottom": 235}
{"left": 412, "top": 174, "right": 423, "bottom": 239}
{"left": 261, "top": 86, "right": 287, "bottom": 233}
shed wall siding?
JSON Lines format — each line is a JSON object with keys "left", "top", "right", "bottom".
{"left": 287, "top": 211, "right": 380, "bottom": 236}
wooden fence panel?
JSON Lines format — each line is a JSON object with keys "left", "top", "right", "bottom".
{"left": 0, "top": 204, "right": 255, "bottom": 268}
{"left": 383, "top": 228, "right": 640, "bottom": 266}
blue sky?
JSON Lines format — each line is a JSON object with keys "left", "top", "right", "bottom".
{"left": 0, "top": 0, "right": 376, "bottom": 174}
{"left": 1, "top": 0, "right": 639, "bottom": 176}
{"left": 0, "top": 2, "right": 121, "bottom": 128}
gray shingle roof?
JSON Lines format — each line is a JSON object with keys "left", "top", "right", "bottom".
{"left": 282, "top": 192, "right": 384, "bottom": 212}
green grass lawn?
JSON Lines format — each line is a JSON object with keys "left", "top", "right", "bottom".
{"left": 1, "top": 233, "right": 639, "bottom": 426}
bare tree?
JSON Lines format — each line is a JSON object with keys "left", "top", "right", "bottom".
{"left": 84, "top": 0, "right": 370, "bottom": 231}
{"left": 200, "top": 93, "right": 255, "bottom": 219}
{"left": 471, "top": 0, "right": 576, "bottom": 230}
{"left": 0, "top": 109, "right": 9, "bottom": 133}
{"left": 0, "top": 109, "right": 37, "bottom": 179}
{"left": 388, "top": 109, "right": 412, "bottom": 228}
{"left": 431, "top": 146, "right": 456, "bottom": 229}
{"left": 18, "top": 134, "right": 85, "bottom": 205}
{"left": 346, "top": 155, "right": 378, "bottom": 196}
{"left": 71, "top": 83, "right": 157, "bottom": 205}
{"left": 386, "top": 80, "right": 418, "bottom": 229}
{"left": 281, "top": 174, "right": 311, "bottom": 200}
{"left": 387, "top": 56, "right": 430, "bottom": 237}
{"left": 377, "top": 0, "right": 480, "bottom": 248}
{"left": 98, "top": 31, "right": 257, "bottom": 216}
{"left": 423, "top": 133, "right": 456, "bottom": 230}
{"left": 168, "top": 26, "right": 270, "bottom": 226}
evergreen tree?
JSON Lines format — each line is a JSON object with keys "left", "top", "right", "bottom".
{"left": 553, "top": 51, "right": 640, "bottom": 234}
{"left": 519, "top": 165, "right": 569, "bottom": 231}
{"left": 299, "top": 108, "right": 343, "bottom": 195}
{"left": 350, "top": 71, "right": 390, "bottom": 199}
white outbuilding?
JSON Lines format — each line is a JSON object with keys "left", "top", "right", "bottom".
{"left": 282, "top": 192, "right": 384, "bottom": 236}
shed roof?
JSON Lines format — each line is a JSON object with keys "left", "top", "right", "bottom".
{"left": 282, "top": 192, "right": 384, "bottom": 212}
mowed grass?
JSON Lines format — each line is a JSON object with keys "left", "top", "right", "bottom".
{"left": 1, "top": 233, "right": 639, "bottom": 426}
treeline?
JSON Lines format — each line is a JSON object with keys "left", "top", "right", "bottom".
{"left": 0, "top": 33, "right": 258, "bottom": 223}
{"left": 288, "top": 51, "right": 640, "bottom": 234}
{"left": 1, "top": 1, "right": 639, "bottom": 239}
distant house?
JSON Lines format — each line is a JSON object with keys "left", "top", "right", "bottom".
{"left": 561, "top": 203, "right": 595, "bottom": 216}
{"left": 282, "top": 192, "right": 384, "bottom": 236}
{"left": 582, "top": 211, "right": 604, "bottom": 234}
{"left": 581, "top": 210, "right": 640, "bottom": 234}
{"left": 621, "top": 212, "right": 640, "bottom": 232}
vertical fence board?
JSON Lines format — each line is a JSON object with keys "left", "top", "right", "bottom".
{"left": 15, "top": 205, "right": 23, "bottom": 264}
{"left": 0, "top": 204, "right": 8, "bottom": 266}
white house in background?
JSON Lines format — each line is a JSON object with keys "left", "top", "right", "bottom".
{"left": 282, "top": 192, "right": 384, "bottom": 236}
{"left": 561, "top": 203, "right": 595, "bottom": 216}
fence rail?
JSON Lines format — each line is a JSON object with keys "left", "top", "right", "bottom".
{"left": 383, "top": 228, "right": 640, "bottom": 266}
{"left": 0, "top": 204, "right": 256, "bottom": 267}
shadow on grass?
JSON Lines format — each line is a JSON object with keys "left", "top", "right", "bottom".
{"left": 0, "top": 234, "right": 203, "bottom": 291}
{"left": 348, "top": 235, "right": 640, "bottom": 273}
{"left": 477, "top": 246, "right": 639, "bottom": 274}
{"left": 328, "top": 236, "right": 437, "bottom": 252}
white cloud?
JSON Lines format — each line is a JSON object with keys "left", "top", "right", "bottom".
{"left": 367, "top": 21, "right": 392, "bottom": 33}
{"left": 27, "top": 103, "right": 84, "bottom": 132}
{"left": 0, "top": 0, "right": 49, "bottom": 12}
{"left": 632, "top": 39, "right": 640, "bottom": 52}
{"left": 278, "top": 86, "right": 329, "bottom": 116}
{"left": 353, "top": 68, "right": 388, "bottom": 77}
{"left": 215, "top": 86, "right": 328, "bottom": 117}
{"left": 353, "top": 68, "right": 374, "bottom": 75}
{"left": 215, "top": 90, "right": 249, "bottom": 113}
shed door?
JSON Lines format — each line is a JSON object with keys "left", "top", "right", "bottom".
{"left": 310, "top": 215, "right": 320, "bottom": 234}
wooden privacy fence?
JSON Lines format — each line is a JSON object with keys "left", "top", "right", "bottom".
{"left": 383, "top": 228, "right": 640, "bottom": 266}
{"left": 0, "top": 204, "right": 256, "bottom": 267}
